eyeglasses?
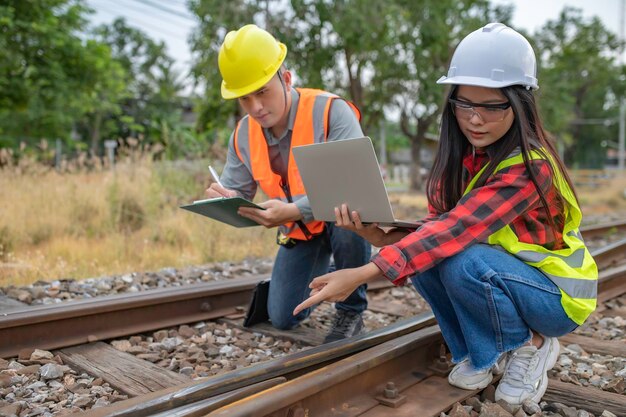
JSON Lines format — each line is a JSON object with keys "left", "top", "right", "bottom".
{"left": 449, "top": 98, "right": 511, "bottom": 122}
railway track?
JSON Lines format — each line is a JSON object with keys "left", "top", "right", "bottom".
{"left": 84, "top": 243, "right": 626, "bottom": 417}
{"left": 579, "top": 219, "right": 626, "bottom": 239}
{"left": 0, "top": 275, "right": 267, "bottom": 358}
{"left": 1, "top": 220, "right": 625, "bottom": 416}
{"left": 3, "top": 221, "right": 625, "bottom": 359}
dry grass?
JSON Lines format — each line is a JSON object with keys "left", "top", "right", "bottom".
{"left": 0, "top": 160, "right": 276, "bottom": 286}
{"left": 573, "top": 171, "right": 626, "bottom": 218}
{"left": 389, "top": 170, "right": 626, "bottom": 221}
{"left": 1, "top": 163, "right": 624, "bottom": 287}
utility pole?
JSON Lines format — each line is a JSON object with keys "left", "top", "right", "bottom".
{"left": 264, "top": 0, "right": 271, "bottom": 32}
{"left": 619, "top": 0, "right": 625, "bottom": 170}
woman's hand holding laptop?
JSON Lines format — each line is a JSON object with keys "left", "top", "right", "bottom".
{"left": 334, "top": 204, "right": 411, "bottom": 247}
{"left": 334, "top": 204, "right": 386, "bottom": 246}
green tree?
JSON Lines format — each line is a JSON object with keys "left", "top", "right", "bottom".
{"left": 188, "top": 0, "right": 402, "bottom": 145}
{"left": 533, "top": 7, "right": 625, "bottom": 168}
{"left": 91, "top": 18, "right": 185, "bottom": 153}
{"left": 285, "top": 0, "right": 513, "bottom": 190}
{"left": 189, "top": 0, "right": 511, "bottom": 190}
{"left": 188, "top": 0, "right": 267, "bottom": 139}
{"left": 0, "top": 0, "right": 124, "bottom": 150}
{"left": 77, "top": 40, "right": 127, "bottom": 155}
{"left": 386, "top": 0, "right": 512, "bottom": 190}
{"left": 284, "top": 0, "right": 406, "bottom": 133}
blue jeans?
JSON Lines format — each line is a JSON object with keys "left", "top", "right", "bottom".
{"left": 268, "top": 222, "right": 371, "bottom": 329}
{"left": 411, "top": 244, "right": 577, "bottom": 370}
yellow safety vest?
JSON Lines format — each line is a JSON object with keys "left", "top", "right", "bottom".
{"left": 463, "top": 150, "right": 598, "bottom": 325}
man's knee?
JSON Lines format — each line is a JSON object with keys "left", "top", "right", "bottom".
{"left": 268, "top": 309, "right": 302, "bottom": 330}
{"left": 331, "top": 232, "right": 371, "bottom": 264}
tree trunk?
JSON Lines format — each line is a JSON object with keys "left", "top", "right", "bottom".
{"left": 409, "top": 118, "right": 435, "bottom": 191}
{"left": 410, "top": 135, "right": 423, "bottom": 191}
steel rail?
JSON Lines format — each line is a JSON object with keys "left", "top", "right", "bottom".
{"left": 598, "top": 263, "right": 626, "bottom": 304}
{"left": 81, "top": 313, "right": 438, "bottom": 417}
{"left": 1, "top": 225, "right": 623, "bottom": 359}
{"left": 174, "top": 263, "right": 626, "bottom": 417}
{"left": 580, "top": 219, "right": 626, "bottom": 239}
{"left": 0, "top": 223, "right": 623, "bottom": 415}
{"left": 82, "top": 257, "right": 626, "bottom": 417}
{"left": 207, "top": 325, "right": 446, "bottom": 417}
{"left": 150, "top": 378, "right": 287, "bottom": 417}
{"left": 591, "top": 237, "right": 626, "bottom": 270}
{"left": 0, "top": 272, "right": 412, "bottom": 359}
{"left": 0, "top": 275, "right": 268, "bottom": 358}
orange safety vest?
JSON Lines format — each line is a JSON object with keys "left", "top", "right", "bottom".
{"left": 233, "top": 88, "right": 361, "bottom": 240}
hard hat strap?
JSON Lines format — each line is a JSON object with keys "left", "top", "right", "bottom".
{"left": 277, "top": 70, "right": 289, "bottom": 120}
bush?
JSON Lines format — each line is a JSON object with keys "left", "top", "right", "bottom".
{"left": 108, "top": 180, "right": 145, "bottom": 233}
{"left": 116, "top": 196, "right": 145, "bottom": 233}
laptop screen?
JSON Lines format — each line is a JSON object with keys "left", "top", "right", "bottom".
{"left": 292, "top": 136, "right": 397, "bottom": 224}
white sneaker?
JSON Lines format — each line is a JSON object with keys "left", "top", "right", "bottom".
{"left": 448, "top": 353, "right": 508, "bottom": 390}
{"left": 495, "top": 336, "right": 559, "bottom": 405}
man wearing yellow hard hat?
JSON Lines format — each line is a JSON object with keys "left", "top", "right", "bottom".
{"left": 205, "top": 24, "right": 370, "bottom": 343}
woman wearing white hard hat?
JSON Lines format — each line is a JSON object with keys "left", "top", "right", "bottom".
{"left": 295, "top": 23, "right": 597, "bottom": 407}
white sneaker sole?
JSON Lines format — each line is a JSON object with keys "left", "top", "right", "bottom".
{"left": 448, "top": 372, "right": 493, "bottom": 390}
{"left": 528, "top": 338, "right": 560, "bottom": 403}
{"left": 496, "top": 338, "right": 560, "bottom": 405}
{"left": 448, "top": 354, "right": 507, "bottom": 390}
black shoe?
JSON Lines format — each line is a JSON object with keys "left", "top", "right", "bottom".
{"left": 323, "top": 310, "right": 364, "bottom": 343}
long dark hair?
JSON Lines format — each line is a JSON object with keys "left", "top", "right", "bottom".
{"left": 426, "top": 85, "right": 578, "bottom": 234}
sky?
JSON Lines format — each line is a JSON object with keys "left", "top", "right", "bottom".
{"left": 85, "top": 0, "right": 626, "bottom": 82}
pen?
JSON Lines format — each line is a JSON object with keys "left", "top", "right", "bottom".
{"left": 208, "top": 165, "right": 223, "bottom": 188}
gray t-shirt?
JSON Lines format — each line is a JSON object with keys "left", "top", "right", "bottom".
{"left": 220, "top": 88, "right": 364, "bottom": 222}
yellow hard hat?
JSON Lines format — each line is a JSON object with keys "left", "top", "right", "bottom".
{"left": 218, "top": 24, "right": 287, "bottom": 99}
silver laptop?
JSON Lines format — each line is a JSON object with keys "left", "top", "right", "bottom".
{"left": 292, "top": 136, "right": 420, "bottom": 228}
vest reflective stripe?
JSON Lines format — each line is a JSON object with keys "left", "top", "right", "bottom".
{"left": 463, "top": 149, "right": 598, "bottom": 325}
{"left": 544, "top": 273, "right": 597, "bottom": 299}
{"left": 515, "top": 247, "right": 585, "bottom": 267}
{"left": 234, "top": 88, "right": 361, "bottom": 240}
{"left": 568, "top": 229, "right": 583, "bottom": 240}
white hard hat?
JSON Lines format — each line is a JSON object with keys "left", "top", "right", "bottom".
{"left": 437, "top": 23, "right": 538, "bottom": 90}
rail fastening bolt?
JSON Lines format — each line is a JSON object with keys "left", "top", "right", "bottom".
{"left": 384, "top": 381, "right": 398, "bottom": 399}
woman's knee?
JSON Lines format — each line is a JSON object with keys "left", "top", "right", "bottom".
{"left": 439, "top": 245, "right": 493, "bottom": 286}
{"left": 410, "top": 269, "right": 442, "bottom": 297}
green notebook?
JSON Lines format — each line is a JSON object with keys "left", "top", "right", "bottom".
{"left": 180, "top": 197, "right": 265, "bottom": 228}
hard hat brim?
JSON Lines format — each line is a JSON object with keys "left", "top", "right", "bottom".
{"left": 436, "top": 75, "right": 538, "bottom": 90}
{"left": 221, "top": 43, "right": 288, "bottom": 99}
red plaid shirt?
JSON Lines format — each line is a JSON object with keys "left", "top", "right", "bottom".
{"left": 372, "top": 149, "right": 565, "bottom": 286}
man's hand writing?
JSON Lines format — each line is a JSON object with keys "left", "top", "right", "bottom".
{"left": 238, "top": 199, "right": 302, "bottom": 228}
{"left": 205, "top": 182, "right": 238, "bottom": 198}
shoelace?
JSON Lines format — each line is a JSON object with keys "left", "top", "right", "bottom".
{"left": 329, "top": 312, "right": 358, "bottom": 336}
{"left": 501, "top": 347, "right": 539, "bottom": 387}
